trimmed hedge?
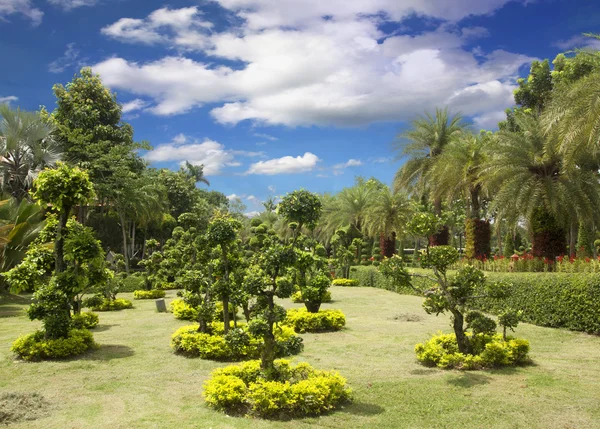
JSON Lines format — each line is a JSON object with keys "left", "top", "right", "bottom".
{"left": 133, "top": 289, "right": 166, "bottom": 299}
{"left": 71, "top": 312, "right": 99, "bottom": 329}
{"left": 332, "top": 278, "right": 358, "bottom": 286}
{"left": 119, "top": 273, "right": 145, "bottom": 292}
{"left": 171, "top": 322, "right": 303, "bottom": 360}
{"left": 203, "top": 359, "right": 351, "bottom": 418}
{"left": 89, "top": 298, "right": 133, "bottom": 312}
{"left": 170, "top": 299, "right": 237, "bottom": 322}
{"left": 415, "top": 332, "right": 530, "bottom": 370}
{"left": 11, "top": 329, "right": 96, "bottom": 361}
{"left": 291, "top": 290, "right": 331, "bottom": 303}
{"left": 284, "top": 308, "right": 346, "bottom": 333}
{"left": 353, "top": 264, "right": 600, "bottom": 335}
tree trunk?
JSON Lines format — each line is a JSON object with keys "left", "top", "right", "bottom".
{"left": 465, "top": 218, "right": 491, "bottom": 259}
{"left": 380, "top": 232, "right": 396, "bottom": 258}
{"left": 242, "top": 302, "right": 251, "bottom": 322}
{"left": 261, "top": 294, "right": 277, "bottom": 379}
{"left": 304, "top": 300, "right": 321, "bottom": 313}
{"left": 222, "top": 296, "right": 230, "bottom": 334}
{"left": 119, "top": 212, "right": 130, "bottom": 273}
{"left": 451, "top": 309, "right": 471, "bottom": 354}
{"left": 531, "top": 208, "right": 566, "bottom": 260}
{"left": 429, "top": 226, "right": 450, "bottom": 246}
{"left": 131, "top": 221, "right": 136, "bottom": 261}
{"left": 55, "top": 209, "right": 70, "bottom": 273}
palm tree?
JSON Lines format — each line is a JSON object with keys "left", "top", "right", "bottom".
{"left": 393, "top": 107, "right": 468, "bottom": 245}
{"left": 363, "top": 187, "right": 412, "bottom": 257}
{"left": 483, "top": 111, "right": 600, "bottom": 259}
{"left": 428, "top": 132, "right": 491, "bottom": 258}
{"left": 0, "top": 105, "right": 62, "bottom": 200}
{"left": 182, "top": 161, "right": 210, "bottom": 186}
{"left": 0, "top": 197, "right": 44, "bottom": 291}
{"left": 323, "top": 178, "right": 380, "bottom": 234}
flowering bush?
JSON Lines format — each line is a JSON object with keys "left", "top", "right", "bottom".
{"left": 11, "top": 329, "right": 96, "bottom": 361}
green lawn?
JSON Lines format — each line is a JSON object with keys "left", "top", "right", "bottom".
{"left": 2, "top": 287, "right": 600, "bottom": 428}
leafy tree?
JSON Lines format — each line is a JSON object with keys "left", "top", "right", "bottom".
{"left": 0, "top": 105, "right": 61, "bottom": 200}
{"left": 278, "top": 189, "right": 322, "bottom": 244}
{"left": 380, "top": 246, "right": 508, "bottom": 354}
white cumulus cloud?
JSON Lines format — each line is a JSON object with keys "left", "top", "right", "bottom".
{"left": 0, "top": 0, "right": 42, "bottom": 25}
{"left": 48, "top": 0, "right": 97, "bottom": 10}
{"left": 0, "top": 95, "right": 18, "bottom": 104}
{"left": 246, "top": 152, "right": 320, "bottom": 175}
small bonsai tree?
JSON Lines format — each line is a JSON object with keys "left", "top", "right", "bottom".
{"left": 380, "top": 246, "right": 509, "bottom": 354}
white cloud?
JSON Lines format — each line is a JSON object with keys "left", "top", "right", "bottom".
{"left": 101, "top": 7, "right": 213, "bottom": 49}
{"left": 472, "top": 110, "right": 507, "bottom": 130}
{"left": 0, "top": 0, "right": 43, "bottom": 25}
{"left": 0, "top": 95, "right": 18, "bottom": 104}
{"left": 554, "top": 35, "right": 600, "bottom": 51}
{"left": 122, "top": 98, "right": 148, "bottom": 113}
{"left": 48, "top": 0, "right": 97, "bottom": 10}
{"left": 245, "top": 211, "right": 261, "bottom": 218}
{"left": 48, "top": 43, "right": 83, "bottom": 73}
{"left": 332, "top": 158, "right": 363, "bottom": 175}
{"left": 253, "top": 133, "right": 278, "bottom": 141}
{"left": 268, "top": 185, "right": 276, "bottom": 193}
{"left": 246, "top": 152, "right": 320, "bottom": 175}
{"left": 227, "top": 193, "right": 239, "bottom": 200}
{"left": 145, "top": 135, "right": 254, "bottom": 175}
{"left": 246, "top": 195, "right": 257, "bottom": 201}
{"left": 94, "top": 2, "right": 534, "bottom": 128}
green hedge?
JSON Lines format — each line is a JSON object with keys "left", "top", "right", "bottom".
{"left": 351, "top": 266, "right": 600, "bottom": 335}
{"left": 477, "top": 273, "right": 600, "bottom": 334}
{"left": 120, "top": 274, "right": 145, "bottom": 292}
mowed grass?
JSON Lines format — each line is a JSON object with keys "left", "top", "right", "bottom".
{"left": 1, "top": 287, "right": 600, "bottom": 429}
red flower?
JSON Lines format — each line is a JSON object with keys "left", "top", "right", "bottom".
{"left": 585, "top": 257, "right": 591, "bottom": 263}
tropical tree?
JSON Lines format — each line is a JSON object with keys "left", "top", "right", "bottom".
{"left": 393, "top": 107, "right": 468, "bottom": 245}
{"left": 322, "top": 178, "right": 380, "bottom": 235}
{"left": 428, "top": 132, "right": 491, "bottom": 258}
{"left": 363, "top": 187, "right": 412, "bottom": 257}
{"left": 0, "top": 105, "right": 61, "bottom": 200}
{"left": 483, "top": 112, "right": 600, "bottom": 259}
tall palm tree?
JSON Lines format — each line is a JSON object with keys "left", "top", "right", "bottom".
{"left": 363, "top": 187, "right": 412, "bottom": 257}
{"left": 393, "top": 107, "right": 468, "bottom": 245}
{"left": 428, "top": 132, "right": 491, "bottom": 258}
{"left": 483, "top": 111, "right": 600, "bottom": 259}
{"left": 0, "top": 105, "right": 62, "bottom": 200}
{"left": 323, "top": 178, "right": 380, "bottom": 234}
{"left": 182, "top": 161, "right": 210, "bottom": 186}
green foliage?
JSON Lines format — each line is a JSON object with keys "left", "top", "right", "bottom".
{"left": 133, "top": 289, "right": 165, "bottom": 300}
{"left": 170, "top": 298, "right": 199, "bottom": 320}
{"left": 11, "top": 329, "right": 96, "bottom": 361}
{"left": 119, "top": 273, "right": 144, "bottom": 292}
{"left": 71, "top": 312, "right": 99, "bottom": 329}
{"left": 283, "top": 308, "right": 346, "bottom": 333}
{"left": 331, "top": 278, "right": 359, "bottom": 286}
{"left": 415, "top": 332, "right": 530, "bottom": 370}
{"left": 420, "top": 245, "right": 459, "bottom": 274}
{"left": 465, "top": 311, "right": 497, "bottom": 335}
{"left": 203, "top": 359, "right": 351, "bottom": 418}
{"left": 170, "top": 323, "right": 302, "bottom": 360}
{"left": 464, "top": 219, "right": 491, "bottom": 260}
{"left": 291, "top": 290, "right": 331, "bottom": 303}
{"left": 278, "top": 190, "right": 323, "bottom": 231}
{"left": 31, "top": 162, "right": 95, "bottom": 211}
{"left": 87, "top": 298, "right": 133, "bottom": 312}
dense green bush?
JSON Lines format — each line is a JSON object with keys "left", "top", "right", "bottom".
{"left": 203, "top": 359, "right": 351, "bottom": 418}
{"left": 349, "top": 266, "right": 419, "bottom": 294}
{"left": 475, "top": 272, "right": 600, "bottom": 334}
{"left": 332, "top": 278, "right": 359, "bottom": 286}
{"left": 11, "top": 329, "right": 96, "bottom": 361}
{"left": 415, "top": 332, "right": 530, "bottom": 370}
{"left": 71, "top": 312, "right": 99, "bottom": 329}
{"left": 291, "top": 290, "right": 331, "bottom": 303}
{"left": 133, "top": 289, "right": 166, "bottom": 299}
{"left": 170, "top": 299, "right": 237, "bottom": 321}
{"left": 88, "top": 298, "right": 133, "bottom": 312}
{"left": 171, "top": 322, "right": 303, "bottom": 360}
{"left": 284, "top": 308, "right": 346, "bottom": 333}
{"left": 119, "top": 273, "right": 145, "bottom": 292}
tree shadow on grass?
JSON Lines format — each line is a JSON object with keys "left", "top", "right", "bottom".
{"left": 340, "top": 401, "right": 385, "bottom": 416}
{"left": 446, "top": 372, "right": 491, "bottom": 388}
{"left": 0, "top": 306, "right": 26, "bottom": 317}
{"left": 78, "top": 345, "right": 135, "bottom": 361}
{"left": 92, "top": 323, "right": 120, "bottom": 332}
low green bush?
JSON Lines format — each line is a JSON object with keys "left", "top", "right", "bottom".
{"left": 71, "top": 312, "right": 99, "bottom": 329}
{"left": 88, "top": 298, "right": 133, "bottom": 312}
{"left": 119, "top": 273, "right": 145, "bottom": 292}
{"left": 11, "top": 329, "right": 96, "bottom": 361}
{"left": 332, "top": 278, "right": 359, "bottom": 286}
{"left": 171, "top": 322, "right": 303, "bottom": 360}
{"left": 203, "top": 359, "right": 351, "bottom": 418}
{"left": 133, "top": 289, "right": 166, "bottom": 299}
{"left": 291, "top": 290, "right": 331, "bottom": 303}
{"left": 284, "top": 308, "right": 346, "bottom": 333}
{"left": 415, "top": 332, "right": 530, "bottom": 370}
{"left": 170, "top": 299, "right": 237, "bottom": 322}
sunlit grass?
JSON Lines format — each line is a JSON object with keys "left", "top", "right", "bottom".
{"left": 1, "top": 287, "right": 600, "bottom": 428}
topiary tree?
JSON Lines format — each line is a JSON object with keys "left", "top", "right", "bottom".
{"left": 277, "top": 189, "right": 322, "bottom": 244}
{"left": 244, "top": 239, "right": 296, "bottom": 377}
{"left": 380, "top": 246, "right": 509, "bottom": 354}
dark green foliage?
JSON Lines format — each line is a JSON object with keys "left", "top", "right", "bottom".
{"left": 465, "top": 311, "right": 497, "bottom": 335}
{"left": 530, "top": 208, "right": 566, "bottom": 259}
{"left": 278, "top": 190, "right": 322, "bottom": 231}
{"left": 465, "top": 219, "right": 491, "bottom": 259}
{"left": 71, "top": 312, "right": 99, "bottom": 329}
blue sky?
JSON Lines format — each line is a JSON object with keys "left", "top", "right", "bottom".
{"left": 1, "top": 0, "right": 599, "bottom": 215}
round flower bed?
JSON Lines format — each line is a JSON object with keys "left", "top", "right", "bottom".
{"left": 284, "top": 308, "right": 346, "bottom": 333}
{"left": 332, "top": 278, "right": 359, "bottom": 286}
{"left": 11, "top": 329, "right": 96, "bottom": 361}
{"left": 291, "top": 290, "right": 331, "bottom": 303}
{"left": 133, "top": 289, "right": 166, "bottom": 299}
{"left": 71, "top": 312, "right": 99, "bottom": 329}
{"left": 171, "top": 321, "right": 303, "bottom": 361}
{"left": 415, "top": 332, "right": 530, "bottom": 370}
{"left": 203, "top": 359, "right": 351, "bottom": 418}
